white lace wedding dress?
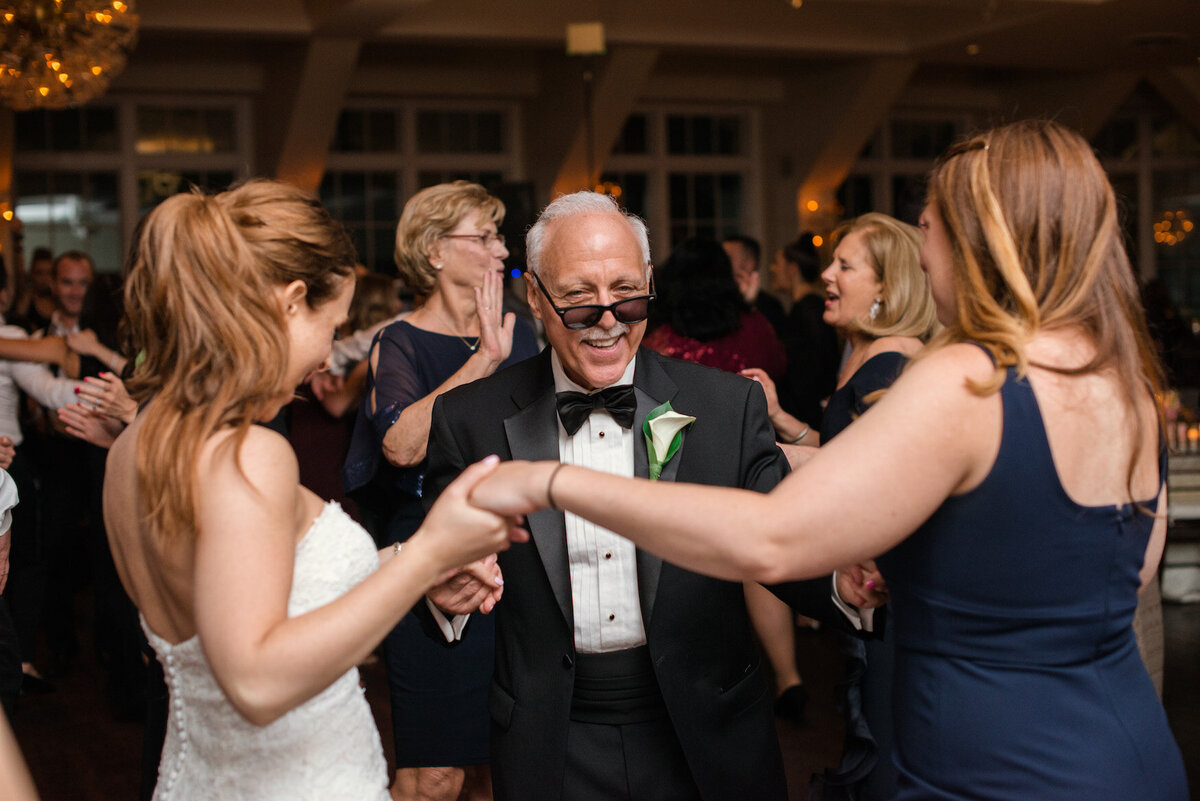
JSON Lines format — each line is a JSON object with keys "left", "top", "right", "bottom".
{"left": 140, "top": 503, "right": 390, "bottom": 801}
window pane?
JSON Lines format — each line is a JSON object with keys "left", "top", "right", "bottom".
{"left": 690, "top": 117, "right": 714, "bottom": 156}
{"left": 339, "top": 173, "right": 367, "bottom": 223}
{"left": 15, "top": 171, "right": 121, "bottom": 272}
{"left": 85, "top": 106, "right": 119, "bottom": 151}
{"left": 715, "top": 116, "right": 741, "bottom": 156}
{"left": 718, "top": 173, "right": 742, "bottom": 224}
{"left": 612, "top": 115, "right": 648, "bottom": 155}
{"left": 693, "top": 174, "right": 716, "bottom": 218}
{"left": 369, "top": 172, "right": 397, "bottom": 222}
{"left": 14, "top": 111, "right": 48, "bottom": 151}
{"left": 1093, "top": 116, "right": 1139, "bottom": 161}
{"left": 334, "top": 110, "right": 366, "bottom": 152}
{"left": 50, "top": 109, "right": 83, "bottom": 151}
{"left": 667, "top": 116, "right": 687, "bottom": 155}
{"left": 475, "top": 112, "right": 503, "bottom": 153}
{"left": 890, "top": 174, "right": 927, "bottom": 225}
{"left": 668, "top": 173, "right": 689, "bottom": 218}
{"left": 373, "top": 227, "right": 397, "bottom": 275}
{"left": 837, "top": 174, "right": 874, "bottom": 220}
{"left": 890, "top": 120, "right": 957, "bottom": 160}
{"left": 417, "top": 112, "right": 443, "bottom": 153}
{"left": 136, "top": 105, "right": 236, "bottom": 153}
{"left": 445, "top": 112, "right": 472, "bottom": 153}
{"left": 204, "top": 107, "right": 236, "bottom": 152}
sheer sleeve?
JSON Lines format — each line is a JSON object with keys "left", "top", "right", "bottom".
{"left": 365, "top": 323, "right": 427, "bottom": 443}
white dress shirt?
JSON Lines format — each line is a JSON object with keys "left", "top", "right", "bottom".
{"left": 0, "top": 468, "right": 17, "bottom": 537}
{"left": 550, "top": 352, "right": 646, "bottom": 653}
{"left": 0, "top": 321, "right": 81, "bottom": 446}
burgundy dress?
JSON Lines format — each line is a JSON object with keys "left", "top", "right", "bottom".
{"left": 643, "top": 310, "right": 785, "bottom": 379}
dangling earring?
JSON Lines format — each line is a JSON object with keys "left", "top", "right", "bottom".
{"left": 869, "top": 298, "right": 882, "bottom": 321}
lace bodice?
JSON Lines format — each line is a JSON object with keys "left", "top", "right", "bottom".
{"left": 141, "top": 503, "right": 389, "bottom": 801}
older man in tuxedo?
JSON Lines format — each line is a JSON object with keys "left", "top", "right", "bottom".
{"left": 424, "top": 192, "right": 870, "bottom": 801}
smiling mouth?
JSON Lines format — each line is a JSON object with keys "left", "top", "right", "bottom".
{"left": 585, "top": 335, "right": 621, "bottom": 350}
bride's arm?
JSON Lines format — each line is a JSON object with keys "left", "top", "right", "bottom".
{"left": 472, "top": 344, "right": 999, "bottom": 585}
{"left": 193, "top": 427, "right": 520, "bottom": 726}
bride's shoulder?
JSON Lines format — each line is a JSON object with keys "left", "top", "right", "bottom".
{"left": 199, "top": 425, "right": 299, "bottom": 498}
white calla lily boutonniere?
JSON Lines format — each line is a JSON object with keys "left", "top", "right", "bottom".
{"left": 643, "top": 401, "right": 695, "bottom": 481}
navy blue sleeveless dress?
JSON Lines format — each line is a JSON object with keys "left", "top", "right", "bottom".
{"left": 876, "top": 365, "right": 1188, "bottom": 800}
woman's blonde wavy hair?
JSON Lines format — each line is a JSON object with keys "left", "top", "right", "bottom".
{"left": 393, "top": 181, "right": 505, "bottom": 296}
{"left": 832, "top": 212, "right": 939, "bottom": 342}
{"left": 123, "top": 179, "right": 357, "bottom": 539}
{"left": 925, "top": 119, "right": 1164, "bottom": 496}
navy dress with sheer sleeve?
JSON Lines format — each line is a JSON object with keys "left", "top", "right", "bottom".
{"left": 342, "top": 317, "right": 538, "bottom": 767}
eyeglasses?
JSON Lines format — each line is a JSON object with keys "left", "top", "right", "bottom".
{"left": 530, "top": 271, "right": 655, "bottom": 330}
{"left": 442, "top": 232, "right": 506, "bottom": 247}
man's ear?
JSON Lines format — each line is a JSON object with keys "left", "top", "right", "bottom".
{"left": 276, "top": 279, "right": 308, "bottom": 314}
{"left": 524, "top": 273, "right": 543, "bottom": 322}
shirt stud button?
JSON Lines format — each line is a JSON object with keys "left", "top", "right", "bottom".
{"left": 598, "top": 430, "right": 605, "bottom": 438}
{"left": 608, "top": 613, "right": 615, "bottom": 621}
{"left": 604, "top": 552, "right": 612, "bottom": 559}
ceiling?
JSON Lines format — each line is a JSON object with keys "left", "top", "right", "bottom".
{"left": 137, "top": 0, "right": 1200, "bottom": 72}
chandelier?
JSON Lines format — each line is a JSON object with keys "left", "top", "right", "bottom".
{"left": 0, "top": 0, "right": 139, "bottom": 111}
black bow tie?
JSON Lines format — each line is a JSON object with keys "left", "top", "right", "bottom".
{"left": 555, "top": 385, "right": 637, "bottom": 436}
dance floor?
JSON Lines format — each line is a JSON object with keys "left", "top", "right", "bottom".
{"left": 10, "top": 600, "right": 1199, "bottom": 801}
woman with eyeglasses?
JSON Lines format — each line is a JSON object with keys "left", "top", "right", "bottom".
{"left": 343, "top": 181, "right": 538, "bottom": 801}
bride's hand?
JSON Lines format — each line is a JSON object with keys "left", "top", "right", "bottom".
{"left": 412, "top": 456, "right": 528, "bottom": 574}
{"left": 475, "top": 269, "right": 515, "bottom": 367}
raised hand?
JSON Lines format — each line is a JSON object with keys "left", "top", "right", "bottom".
{"left": 66, "top": 329, "right": 102, "bottom": 358}
{"left": 76, "top": 372, "right": 138, "bottom": 424}
{"left": 474, "top": 269, "right": 516, "bottom": 366}
{"left": 413, "top": 455, "right": 529, "bottom": 574}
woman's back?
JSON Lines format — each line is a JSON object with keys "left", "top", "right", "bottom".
{"left": 106, "top": 417, "right": 391, "bottom": 801}
{"left": 876, "top": 336, "right": 1185, "bottom": 801}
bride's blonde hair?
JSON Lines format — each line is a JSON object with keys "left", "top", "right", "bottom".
{"left": 123, "top": 179, "right": 356, "bottom": 538}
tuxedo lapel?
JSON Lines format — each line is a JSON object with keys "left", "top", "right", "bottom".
{"left": 504, "top": 358, "right": 573, "bottom": 627}
{"left": 631, "top": 351, "right": 682, "bottom": 627}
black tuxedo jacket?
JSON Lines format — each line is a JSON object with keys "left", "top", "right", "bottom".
{"left": 426, "top": 348, "right": 847, "bottom": 801}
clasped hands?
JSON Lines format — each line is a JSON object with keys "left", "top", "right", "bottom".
{"left": 428, "top": 460, "right": 890, "bottom": 615}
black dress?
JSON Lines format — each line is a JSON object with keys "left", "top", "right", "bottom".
{"left": 813, "top": 350, "right": 906, "bottom": 801}
{"left": 343, "top": 319, "right": 538, "bottom": 767}
{"left": 778, "top": 294, "right": 840, "bottom": 429}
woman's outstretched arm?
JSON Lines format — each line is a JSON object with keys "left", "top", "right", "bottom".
{"left": 471, "top": 343, "right": 1000, "bottom": 585}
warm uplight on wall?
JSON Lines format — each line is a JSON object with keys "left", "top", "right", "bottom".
{"left": 805, "top": 200, "right": 819, "bottom": 212}
{"left": 1, "top": 209, "right": 13, "bottom": 222}
{"left": 966, "top": 43, "right": 982, "bottom": 56}
{"left": 812, "top": 235, "right": 824, "bottom": 248}
{"left": 790, "top": 0, "right": 803, "bottom": 7}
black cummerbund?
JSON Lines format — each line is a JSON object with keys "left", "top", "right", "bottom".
{"left": 570, "top": 645, "right": 667, "bottom": 725}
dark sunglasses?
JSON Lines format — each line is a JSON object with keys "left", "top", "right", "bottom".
{"left": 530, "top": 270, "right": 655, "bottom": 330}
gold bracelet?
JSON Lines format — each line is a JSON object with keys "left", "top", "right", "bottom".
{"left": 546, "top": 463, "right": 567, "bottom": 511}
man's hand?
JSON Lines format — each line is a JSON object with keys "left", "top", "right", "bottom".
{"left": 836, "top": 560, "right": 888, "bottom": 609}
{"left": 428, "top": 555, "right": 505, "bottom": 616}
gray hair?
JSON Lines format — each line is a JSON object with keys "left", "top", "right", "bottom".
{"left": 525, "top": 191, "right": 651, "bottom": 277}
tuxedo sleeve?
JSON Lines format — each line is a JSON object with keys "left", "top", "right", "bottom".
{"left": 424, "top": 392, "right": 469, "bottom": 512}
{"left": 741, "top": 378, "right": 871, "bottom": 636}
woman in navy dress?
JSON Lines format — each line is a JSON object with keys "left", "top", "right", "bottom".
{"left": 471, "top": 120, "right": 1189, "bottom": 801}
{"left": 343, "top": 182, "right": 537, "bottom": 801}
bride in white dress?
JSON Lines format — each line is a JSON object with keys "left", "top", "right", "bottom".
{"left": 102, "top": 180, "right": 523, "bottom": 801}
